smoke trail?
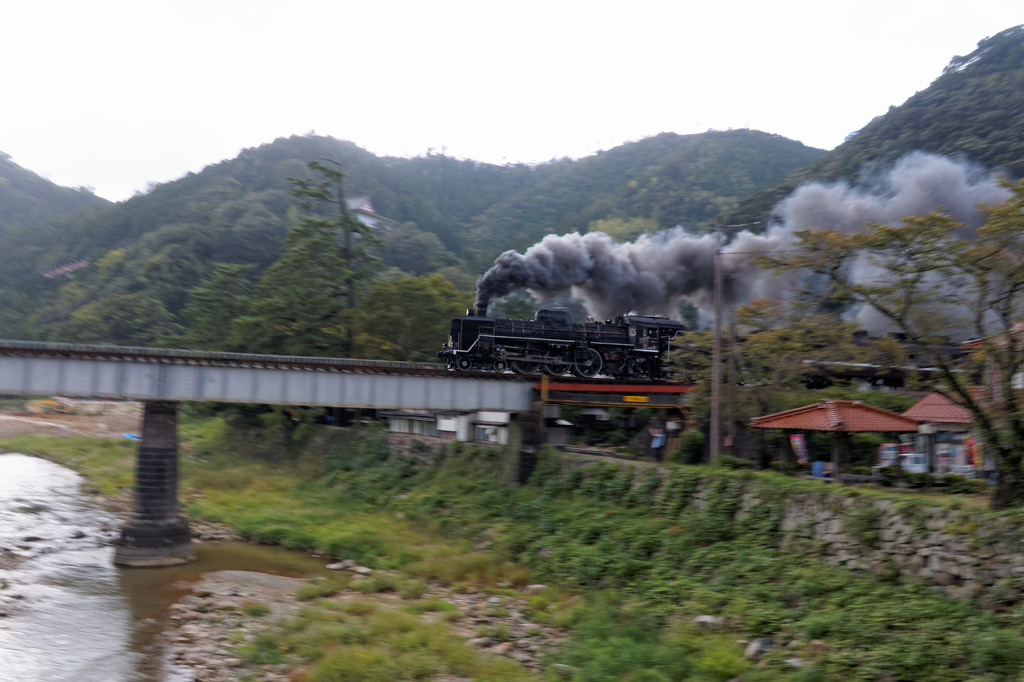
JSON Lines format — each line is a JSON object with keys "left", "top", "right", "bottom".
{"left": 475, "top": 152, "right": 1010, "bottom": 323}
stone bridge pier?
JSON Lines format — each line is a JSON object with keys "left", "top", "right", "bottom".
{"left": 113, "top": 400, "right": 193, "bottom": 567}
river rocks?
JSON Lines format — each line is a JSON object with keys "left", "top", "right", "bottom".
{"left": 744, "top": 638, "right": 774, "bottom": 660}
{"left": 693, "top": 615, "right": 725, "bottom": 629}
{"left": 161, "top": 571, "right": 305, "bottom": 681}
{"left": 161, "top": 570, "right": 563, "bottom": 680}
{"left": 525, "top": 584, "right": 549, "bottom": 595}
{"left": 352, "top": 565, "right": 373, "bottom": 575}
{"left": 552, "top": 663, "right": 580, "bottom": 678}
{"left": 190, "top": 521, "right": 240, "bottom": 543}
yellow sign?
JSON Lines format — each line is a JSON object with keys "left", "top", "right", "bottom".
{"left": 623, "top": 395, "right": 650, "bottom": 403}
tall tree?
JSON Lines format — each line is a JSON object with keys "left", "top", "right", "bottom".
{"left": 243, "top": 212, "right": 351, "bottom": 356}
{"left": 166, "top": 263, "right": 254, "bottom": 350}
{"left": 353, "top": 274, "right": 473, "bottom": 362}
{"left": 764, "top": 178, "right": 1024, "bottom": 507}
{"left": 288, "top": 160, "right": 382, "bottom": 312}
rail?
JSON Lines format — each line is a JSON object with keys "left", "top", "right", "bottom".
{"left": 0, "top": 340, "right": 447, "bottom": 371}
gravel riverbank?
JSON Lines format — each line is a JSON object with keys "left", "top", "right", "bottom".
{"left": 160, "top": 566, "right": 566, "bottom": 682}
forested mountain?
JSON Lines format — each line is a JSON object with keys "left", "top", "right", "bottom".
{"left": 0, "top": 130, "right": 821, "bottom": 346}
{"left": 392, "top": 130, "right": 825, "bottom": 265}
{"left": 0, "top": 151, "right": 106, "bottom": 234}
{"left": 727, "top": 25, "right": 1024, "bottom": 226}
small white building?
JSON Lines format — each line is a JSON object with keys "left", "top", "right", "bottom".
{"left": 388, "top": 410, "right": 511, "bottom": 445}
{"left": 346, "top": 196, "right": 397, "bottom": 230}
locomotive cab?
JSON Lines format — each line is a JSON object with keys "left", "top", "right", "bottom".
{"left": 623, "top": 316, "right": 687, "bottom": 353}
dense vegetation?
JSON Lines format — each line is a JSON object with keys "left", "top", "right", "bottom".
{"left": 0, "top": 130, "right": 820, "bottom": 347}
{"left": 5, "top": 419, "right": 1023, "bottom": 681}
{"left": 0, "top": 151, "right": 105, "bottom": 235}
{"left": 727, "top": 25, "right": 1024, "bottom": 227}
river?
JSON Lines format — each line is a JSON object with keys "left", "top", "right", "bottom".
{"left": 0, "top": 453, "right": 329, "bottom": 682}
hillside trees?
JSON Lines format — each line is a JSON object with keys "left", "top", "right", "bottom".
{"left": 353, "top": 274, "right": 473, "bottom": 361}
{"left": 765, "top": 178, "right": 1024, "bottom": 507}
{"left": 288, "top": 160, "right": 382, "bottom": 311}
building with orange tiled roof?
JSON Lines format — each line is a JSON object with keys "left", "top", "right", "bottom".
{"left": 903, "top": 393, "right": 981, "bottom": 471}
{"left": 902, "top": 392, "right": 973, "bottom": 424}
{"left": 749, "top": 400, "right": 924, "bottom": 479}
{"left": 749, "top": 400, "right": 921, "bottom": 432}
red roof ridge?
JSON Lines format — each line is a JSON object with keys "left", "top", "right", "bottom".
{"left": 750, "top": 399, "right": 921, "bottom": 432}
{"left": 902, "top": 392, "right": 974, "bottom": 424}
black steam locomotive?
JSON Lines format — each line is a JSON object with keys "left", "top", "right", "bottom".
{"left": 438, "top": 306, "right": 687, "bottom": 379}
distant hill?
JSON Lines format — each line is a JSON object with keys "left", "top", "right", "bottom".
{"left": 726, "top": 24, "right": 1024, "bottom": 226}
{"left": 0, "top": 151, "right": 106, "bottom": 234}
{"left": 455, "top": 130, "right": 824, "bottom": 264}
{"left": 0, "top": 130, "right": 821, "bottom": 343}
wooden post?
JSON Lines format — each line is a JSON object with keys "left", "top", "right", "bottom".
{"left": 709, "top": 218, "right": 723, "bottom": 460}
{"left": 831, "top": 432, "right": 840, "bottom": 484}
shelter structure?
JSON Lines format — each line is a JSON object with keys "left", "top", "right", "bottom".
{"left": 903, "top": 393, "right": 978, "bottom": 472}
{"left": 748, "top": 400, "right": 921, "bottom": 480}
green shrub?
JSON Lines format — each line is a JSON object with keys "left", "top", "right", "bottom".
{"left": 609, "top": 430, "right": 632, "bottom": 446}
{"left": 673, "top": 430, "right": 705, "bottom": 465}
{"left": 309, "top": 646, "right": 396, "bottom": 682}
{"left": 970, "top": 478, "right": 989, "bottom": 494}
{"left": 403, "top": 599, "right": 457, "bottom": 614}
{"left": 850, "top": 466, "right": 872, "bottom": 476}
{"left": 972, "top": 630, "right": 1024, "bottom": 676}
{"left": 769, "top": 460, "right": 799, "bottom": 474}
{"left": 942, "top": 474, "right": 972, "bottom": 494}
{"left": 237, "top": 633, "right": 285, "bottom": 664}
{"left": 398, "top": 578, "right": 427, "bottom": 600}
{"left": 297, "top": 577, "right": 349, "bottom": 601}
{"left": 353, "top": 574, "right": 397, "bottom": 594}
{"left": 713, "top": 454, "right": 753, "bottom": 470}
{"left": 242, "top": 602, "right": 271, "bottom": 617}
{"left": 844, "top": 505, "right": 883, "bottom": 548}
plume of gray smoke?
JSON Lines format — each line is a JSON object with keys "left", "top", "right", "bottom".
{"left": 474, "top": 228, "right": 784, "bottom": 321}
{"left": 773, "top": 152, "right": 1008, "bottom": 235}
{"left": 475, "top": 152, "right": 1010, "bottom": 324}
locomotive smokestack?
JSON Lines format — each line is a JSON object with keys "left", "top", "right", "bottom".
{"left": 475, "top": 302, "right": 488, "bottom": 318}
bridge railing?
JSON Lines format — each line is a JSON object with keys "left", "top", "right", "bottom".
{"left": 0, "top": 339, "right": 446, "bottom": 371}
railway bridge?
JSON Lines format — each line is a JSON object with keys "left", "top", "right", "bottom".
{"left": 0, "top": 341, "right": 689, "bottom": 566}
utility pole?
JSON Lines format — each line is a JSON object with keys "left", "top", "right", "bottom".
{"left": 710, "top": 217, "right": 723, "bottom": 460}
{"left": 728, "top": 318, "right": 738, "bottom": 454}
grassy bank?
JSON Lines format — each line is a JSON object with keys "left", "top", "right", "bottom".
{"left": 4, "top": 417, "right": 1024, "bottom": 681}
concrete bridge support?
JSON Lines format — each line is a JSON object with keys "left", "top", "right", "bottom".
{"left": 113, "top": 400, "right": 193, "bottom": 567}
{"left": 517, "top": 411, "right": 542, "bottom": 485}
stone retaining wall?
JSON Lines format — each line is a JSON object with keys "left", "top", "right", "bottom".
{"left": 561, "top": 454, "right": 1024, "bottom": 607}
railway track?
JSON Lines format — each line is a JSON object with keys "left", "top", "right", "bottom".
{"left": 0, "top": 340, "right": 679, "bottom": 387}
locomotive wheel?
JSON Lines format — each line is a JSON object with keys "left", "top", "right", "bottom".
{"left": 455, "top": 357, "right": 473, "bottom": 371}
{"left": 571, "top": 348, "right": 603, "bottom": 378}
{"left": 541, "top": 355, "right": 572, "bottom": 376}
{"left": 493, "top": 360, "right": 509, "bottom": 373}
{"left": 511, "top": 360, "right": 540, "bottom": 374}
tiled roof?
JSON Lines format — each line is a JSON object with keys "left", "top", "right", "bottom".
{"left": 749, "top": 400, "right": 921, "bottom": 432}
{"left": 902, "top": 392, "right": 974, "bottom": 424}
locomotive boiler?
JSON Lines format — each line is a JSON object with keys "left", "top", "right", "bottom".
{"left": 438, "top": 305, "right": 686, "bottom": 380}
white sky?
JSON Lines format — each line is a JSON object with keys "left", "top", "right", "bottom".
{"left": 1, "top": 1, "right": 1021, "bottom": 202}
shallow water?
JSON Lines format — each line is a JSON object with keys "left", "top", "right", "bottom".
{"left": 0, "top": 453, "right": 329, "bottom": 682}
